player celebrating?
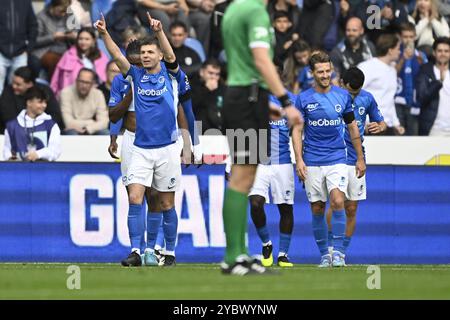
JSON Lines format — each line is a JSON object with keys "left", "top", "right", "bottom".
{"left": 95, "top": 12, "right": 185, "bottom": 267}
{"left": 325, "top": 67, "right": 386, "bottom": 264}
{"left": 293, "top": 51, "right": 366, "bottom": 268}
{"left": 248, "top": 91, "right": 298, "bottom": 268}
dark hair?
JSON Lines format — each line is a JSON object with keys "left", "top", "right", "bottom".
{"left": 49, "top": 0, "right": 70, "bottom": 7}
{"left": 14, "top": 66, "right": 35, "bottom": 83}
{"left": 292, "top": 39, "right": 311, "bottom": 53}
{"left": 139, "top": 36, "right": 161, "bottom": 51}
{"left": 77, "top": 67, "right": 98, "bottom": 83}
{"left": 399, "top": 22, "right": 416, "bottom": 34}
{"left": 433, "top": 37, "right": 450, "bottom": 50}
{"left": 342, "top": 67, "right": 365, "bottom": 90}
{"left": 375, "top": 33, "right": 400, "bottom": 57}
{"left": 24, "top": 86, "right": 49, "bottom": 103}
{"left": 169, "top": 21, "right": 188, "bottom": 33}
{"left": 273, "top": 11, "right": 290, "bottom": 21}
{"left": 126, "top": 39, "right": 141, "bottom": 58}
{"left": 309, "top": 51, "right": 331, "bottom": 70}
{"left": 76, "top": 27, "right": 101, "bottom": 61}
{"left": 121, "top": 25, "right": 147, "bottom": 44}
{"left": 202, "top": 58, "right": 221, "bottom": 69}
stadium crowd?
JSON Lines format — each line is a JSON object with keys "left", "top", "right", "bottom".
{"left": 0, "top": 0, "right": 449, "bottom": 161}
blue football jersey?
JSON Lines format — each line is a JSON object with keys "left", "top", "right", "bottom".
{"left": 126, "top": 63, "right": 182, "bottom": 148}
{"left": 268, "top": 91, "right": 297, "bottom": 164}
{"left": 108, "top": 74, "right": 132, "bottom": 136}
{"left": 345, "top": 89, "right": 384, "bottom": 165}
{"left": 295, "top": 85, "right": 353, "bottom": 166}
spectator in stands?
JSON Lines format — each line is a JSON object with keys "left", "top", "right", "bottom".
{"left": 0, "top": 67, "right": 64, "bottom": 134}
{"left": 412, "top": 0, "right": 449, "bottom": 53}
{"left": 0, "top": 0, "right": 38, "bottom": 95}
{"left": 51, "top": 27, "right": 109, "bottom": 98}
{"left": 358, "top": 33, "right": 405, "bottom": 135}
{"left": 268, "top": 0, "right": 300, "bottom": 31}
{"left": 187, "top": 0, "right": 216, "bottom": 55}
{"left": 439, "top": 0, "right": 450, "bottom": 24}
{"left": 136, "top": 0, "right": 191, "bottom": 36}
{"left": 98, "top": 61, "right": 121, "bottom": 104}
{"left": 354, "top": 0, "right": 409, "bottom": 44}
{"left": 60, "top": 68, "right": 109, "bottom": 135}
{"left": 170, "top": 21, "right": 203, "bottom": 77}
{"left": 3, "top": 86, "right": 61, "bottom": 162}
{"left": 191, "top": 58, "right": 224, "bottom": 133}
{"left": 273, "top": 11, "right": 300, "bottom": 69}
{"left": 282, "top": 40, "right": 311, "bottom": 93}
{"left": 416, "top": 37, "right": 450, "bottom": 135}
{"left": 31, "top": 0, "right": 78, "bottom": 81}
{"left": 330, "top": 17, "right": 376, "bottom": 79}
{"left": 395, "top": 22, "right": 428, "bottom": 135}
{"left": 298, "top": 0, "right": 342, "bottom": 51}
{"left": 70, "top": 0, "right": 93, "bottom": 27}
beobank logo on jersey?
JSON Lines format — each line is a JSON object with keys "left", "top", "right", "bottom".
{"left": 137, "top": 86, "right": 168, "bottom": 96}
{"left": 308, "top": 118, "right": 341, "bottom": 127}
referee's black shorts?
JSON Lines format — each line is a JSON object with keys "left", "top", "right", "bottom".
{"left": 222, "top": 85, "right": 271, "bottom": 165}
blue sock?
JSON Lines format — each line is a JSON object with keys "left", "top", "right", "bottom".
{"left": 312, "top": 214, "right": 328, "bottom": 256}
{"left": 146, "top": 212, "right": 162, "bottom": 250}
{"left": 140, "top": 205, "right": 147, "bottom": 252}
{"left": 163, "top": 207, "right": 178, "bottom": 253}
{"left": 256, "top": 226, "right": 270, "bottom": 244}
{"left": 328, "top": 231, "right": 333, "bottom": 248}
{"left": 128, "top": 204, "right": 144, "bottom": 251}
{"left": 155, "top": 221, "right": 165, "bottom": 250}
{"left": 331, "top": 209, "right": 346, "bottom": 253}
{"left": 343, "top": 236, "right": 352, "bottom": 254}
{"left": 279, "top": 233, "right": 291, "bottom": 255}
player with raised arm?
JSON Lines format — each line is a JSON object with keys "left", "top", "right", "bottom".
{"left": 292, "top": 51, "right": 366, "bottom": 268}
{"left": 95, "top": 12, "right": 187, "bottom": 267}
{"left": 220, "top": 0, "right": 302, "bottom": 275}
{"left": 325, "top": 67, "right": 386, "bottom": 265}
{"left": 248, "top": 91, "right": 299, "bottom": 268}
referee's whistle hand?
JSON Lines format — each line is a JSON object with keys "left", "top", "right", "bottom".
{"left": 284, "top": 105, "right": 302, "bottom": 127}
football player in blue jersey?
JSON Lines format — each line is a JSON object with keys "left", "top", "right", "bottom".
{"left": 248, "top": 91, "right": 298, "bottom": 268}
{"left": 325, "top": 67, "right": 386, "bottom": 265}
{"left": 293, "top": 51, "right": 366, "bottom": 268}
{"left": 95, "top": 12, "right": 189, "bottom": 267}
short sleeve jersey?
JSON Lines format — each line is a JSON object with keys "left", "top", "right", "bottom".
{"left": 345, "top": 89, "right": 384, "bottom": 165}
{"left": 221, "top": 0, "right": 274, "bottom": 87}
{"left": 295, "top": 85, "right": 353, "bottom": 166}
{"left": 126, "top": 62, "right": 181, "bottom": 148}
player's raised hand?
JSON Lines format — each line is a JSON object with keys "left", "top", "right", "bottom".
{"left": 296, "top": 159, "right": 307, "bottom": 181}
{"left": 356, "top": 158, "right": 366, "bottom": 178}
{"left": 147, "top": 11, "right": 163, "bottom": 33}
{"left": 93, "top": 13, "right": 107, "bottom": 35}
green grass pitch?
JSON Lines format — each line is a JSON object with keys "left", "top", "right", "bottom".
{"left": 1, "top": 263, "right": 449, "bottom": 299}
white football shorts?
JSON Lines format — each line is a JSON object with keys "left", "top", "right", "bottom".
{"left": 304, "top": 163, "right": 348, "bottom": 203}
{"left": 346, "top": 165, "right": 367, "bottom": 201}
{"left": 249, "top": 163, "right": 295, "bottom": 205}
{"left": 123, "top": 142, "right": 181, "bottom": 191}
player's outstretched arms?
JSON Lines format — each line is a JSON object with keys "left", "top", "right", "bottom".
{"left": 146, "top": 12, "right": 179, "bottom": 72}
{"left": 252, "top": 47, "right": 302, "bottom": 127}
{"left": 347, "top": 120, "right": 366, "bottom": 178}
{"left": 109, "top": 90, "right": 132, "bottom": 123}
{"left": 93, "top": 14, "right": 130, "bottom": 75}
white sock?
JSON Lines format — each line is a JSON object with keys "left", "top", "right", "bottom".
{"left": 263, "top": 240, "right": 272, "bottom": 247}
{"left": 278, "top": 252, "right": 287, "bottom": 257}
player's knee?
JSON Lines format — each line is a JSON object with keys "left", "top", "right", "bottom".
{"left": 311, "top": 202, "right": 326, "bottom": 215}
{"left": 128, "top": 193, "right": 143, "bottom": 205}
{"left": 249, "top": 196, "right": 265, "bottom": 211}
{"left": 346, "top": 208, "right": 357, "bottom": 220}
{"left": 278, "top": 204, "right": 293, "bottom": 217}
{"left": 330, "top": 197, "right": 345, "bottom": 211}
{"left": 159, "top": 200, "right": 174, "bottom": 212}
